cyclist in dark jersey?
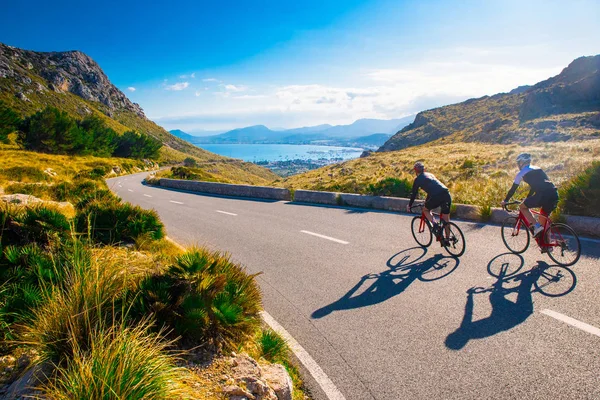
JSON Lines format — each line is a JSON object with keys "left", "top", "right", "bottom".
{"left": 406, "top": 162, "right": 452, "bottom": 244}
{"left": 501, "top": 153, "right": 558, "bottom": 237}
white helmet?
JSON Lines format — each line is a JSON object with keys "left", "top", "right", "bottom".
{"left": 516, "top": 153, "right": 531, "bottom": 164}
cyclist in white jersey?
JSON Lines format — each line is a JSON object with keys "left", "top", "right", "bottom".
{"left": 501, "top": 153, "right": 559, "bottom": 237}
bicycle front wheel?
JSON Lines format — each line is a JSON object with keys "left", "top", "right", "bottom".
{"left": 501, "top": 216, "right": 530, "bottom": 254}
{"left": 545, "top": 223, "right": 581, "bottom": 266}
{"left": 411, "top": 216, "right": 432, "bottom": 247}
{"left": 443, "top": 222, "right": 466, "bottom": 257}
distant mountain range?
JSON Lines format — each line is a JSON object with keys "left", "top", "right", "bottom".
{"left": 170, "top": 115, "right": 415, "bottom": 149}
{"left": 379, "top": 55, "right": 600, "bottom": 152}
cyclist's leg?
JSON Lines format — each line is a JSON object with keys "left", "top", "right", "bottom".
{"left": 439, "top": 192, "right": 452, "bottom": 239}
{"left": 539, "top": 189, "right": 559, "bottom": 228}
{"left": 519, "top": 202, "right": 537, "bottom": 226}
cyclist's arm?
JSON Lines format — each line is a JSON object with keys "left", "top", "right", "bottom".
{"left": 408, "top": 179, "right": 420, "bottom": 207}
{"left": 504, "top": 183, "right": 519, "bottom": 203}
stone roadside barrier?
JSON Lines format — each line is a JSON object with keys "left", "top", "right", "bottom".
{"left": 159, "top": 178, "right": 291, "bottom": 201}
{"left": 157, "top": 178, "right": 599, "bottom": 237}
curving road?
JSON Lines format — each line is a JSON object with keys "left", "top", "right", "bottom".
{"left": 108, "top": 172, "right": 600, "bottom": 400}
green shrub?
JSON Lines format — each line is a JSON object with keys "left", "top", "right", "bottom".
{"left": 183, "top": 157, "right": 197, "bottom": 167}
{"left": 43, "top": 324, "right": 192, "bottom": 400}
{"left": 479, "top": 204, "right": 492, "bottom": 222}
{"left": 559, "top": 161, "right": 600, "bottom": 217}
{"left": 78, "top": 200, "right": 164, "bottom": 244}
{"left": 133, "top": 248, "right": 262, "bottom": 347}
{"left": 367, "top": 177, "right": 411, "bottom": 197}
{"left": 461, "top": 159, "right": 475, "bottom": 169}
{"left": 257, "top": 328, "right": 288, "bottom": 363}
{"left": 0, "top": 101, "right": 22, "bottom": 143}
{"left": 19, "top": 206, "right": 71, "bottom": 245}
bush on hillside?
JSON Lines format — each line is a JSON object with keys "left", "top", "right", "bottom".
{"left": 0, "top": 101, "right": 22, "bottom": 143}
{"left": 559, "top": 161, "right": 600, "bottom": 217}
{"left": 77, "top": 200, "right": 164, "bottom": 244}
{"left": 183, "top": 157, "right": 197, "bottom": 167}
{"left": 113, "top": 130, "right": 162, "bottom": 160}
{"left": 132, "top": 248, "right": 262, "bottom": 347}
{"left": 367, "top": 177, "right": 412, "bottom": 197}
{"left": 17, "top": 107, "right": 162, "bottom": 159}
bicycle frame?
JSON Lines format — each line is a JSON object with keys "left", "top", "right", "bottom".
{"left": 417, "top": 208, "right": 446, "bottom": 240}
{"left": 511, "top": 208, "right": 557, "bottom": 249}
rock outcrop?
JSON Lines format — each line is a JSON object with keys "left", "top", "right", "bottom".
{"left": 0, "top": 42, "right": 145, "bottom": 118}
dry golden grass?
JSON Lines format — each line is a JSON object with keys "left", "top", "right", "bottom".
{"left": 279, "top": 139, "right": 600, "bottom": 207}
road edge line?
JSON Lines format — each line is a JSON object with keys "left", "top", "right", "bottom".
{"left": 540, "top": 309, "right": 600, "bottom": 337}
{"left": 261, "top": 311, "right": 346, "bottom": 400}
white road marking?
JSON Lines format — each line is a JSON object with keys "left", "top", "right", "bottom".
{"left": 118, "top": 185, "right": 122, "bottom": 188}
{"left": 216, "top": 210, "right": 237, "bottom": 216}
{"left": 541, "top": 309, "right": 600, "bottom": 338}
{"left": 261, "top": 311, "right": 346, "bottom": 400}
{"left": 169, "top": 200, "right": 184, "bottom": 205}
{"left": 127, "top": 189, "right": 133, "bottom": 192}
{"left": 300, "top": 230, "right": 349, "bottom": 245}
{"left": 143, "top": 194, "right": 153, "bottom": 198}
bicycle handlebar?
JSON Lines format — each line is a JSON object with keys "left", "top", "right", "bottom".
{"left": 502, "top": 200, "right": 522, "bottom": 211}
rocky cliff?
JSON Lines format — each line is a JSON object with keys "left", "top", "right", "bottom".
{"left": 0, "top": 43, "right": 144, "bottom": 118}
{"left": 379, "top": 55, "right": 600, "bottom": 152}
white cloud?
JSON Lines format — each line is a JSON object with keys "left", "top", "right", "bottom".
{"left": 223, "top": 84, "right": 247, "bottom": 92}
{"left": 150, "top": 46, "right": 567, "bottom": 130}
{"left": 165, "top": 82, "right": 190, "bottom": 91}
{"left": 127, "top": 87, "right": 136, "bottom": 92}
{"left": 195, "top": 91, "right": 202, "bottom": 97}
{"left": 202, "top": 78, "right": 220, "bottom": 82}
{"left": 179, "top": 73, "right": 197, "bottom": 79}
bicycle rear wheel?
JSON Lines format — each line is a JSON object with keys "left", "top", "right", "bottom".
{"left": 443, "top": 222, "right": 465, "bottom": 257}
{"left": 411, "top": 216, "right": 432, "bottom": 247}
{"left": 545, "top": 223, "right": 581, "bottom": 266}
{"left": 501, "top": 216, "right": 530, "bottom": 254}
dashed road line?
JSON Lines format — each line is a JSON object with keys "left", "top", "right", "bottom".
{"left": 127, "top": 189, "right": 133, "bottom": 192}
{"left": 143, "top": 194, "right": 153, "bottom": 198}
{"left": 541, "top": 309, "right": 600, "bottom": 338}
{"left": 261, "top": 311, "right": 346, "bottom": 400}
{"left": 169, "top": 200, "right": 184, "bottom": 205}
{"left": 216, "top": 210, "right": 237, "bottom": 216}
{"left": 300, "top": 230, "right": 349, "bottom": 245}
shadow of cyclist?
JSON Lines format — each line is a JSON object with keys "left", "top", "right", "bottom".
{"left": 312, "top": 248, "right": 459, "bottom": 319}
{"left": 445, "top": 255, "right": 575, "bottom": 350}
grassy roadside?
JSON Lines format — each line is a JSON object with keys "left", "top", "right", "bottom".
{"left": 0, "top": 152, "right": 308, "bottom": 398}
{"left": 276, "top": 140, "right": 600, "bottom": 215}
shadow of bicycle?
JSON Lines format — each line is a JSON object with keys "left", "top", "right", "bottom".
{"left": 445, "top": 253, "right": 577, "bottom": 350}
{"left": 311, "top": 247, "right": 459, "bottom": 319}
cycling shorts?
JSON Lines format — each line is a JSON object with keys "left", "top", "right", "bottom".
{"left": 425, "top": 190, "right": 452, "bottom": 215}
{"left": 523, "top": 188, "right": 559, "bottom": 215}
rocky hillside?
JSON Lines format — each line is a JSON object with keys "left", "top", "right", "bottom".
{"left": 379, "top": 55, "right": 600, "bottom": 152}
{"left": 0, "top": 42, "right": 277, "bottom": 184}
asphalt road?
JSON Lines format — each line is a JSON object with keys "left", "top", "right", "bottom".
{"left": 108, "top": 173, "right": 600, "bottom": 400}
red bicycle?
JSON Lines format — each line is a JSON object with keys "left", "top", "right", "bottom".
{"left": 410, "top": 203, "right": 465, "bottom": 257}
{"left": 501, "top": 201, "right": 581, "bottom": 266}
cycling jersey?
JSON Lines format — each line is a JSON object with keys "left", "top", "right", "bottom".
{"left": 409, "top": 172, "right": 449, "bottom": 207}
{"left": 504, "top": 164, "right": 556, "bottom": 203}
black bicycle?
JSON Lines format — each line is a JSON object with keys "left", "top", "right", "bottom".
{"left": 409, "top": 203, "right": 465, "bottom": 257}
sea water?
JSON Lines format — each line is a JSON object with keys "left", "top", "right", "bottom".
{"left": 198, "top": 144, "right": 364, "bottom": 162}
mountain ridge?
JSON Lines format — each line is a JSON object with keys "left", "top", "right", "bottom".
{"left": 379, "top": 54, "right": 600, "bottom": 152}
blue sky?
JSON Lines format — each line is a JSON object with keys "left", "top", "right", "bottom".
{"left": 2, "top": 0, "right": 599, "bottom": 132}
